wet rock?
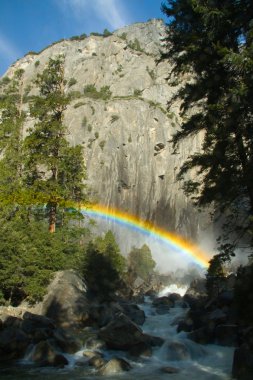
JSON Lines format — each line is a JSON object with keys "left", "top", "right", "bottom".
{"left": 0, "top": 326, "right": 30, "bottom": 361}
{"left": 120, "top": 303, "right": 145, "bottom": 325}
{"left": 98, "top": 313, "right": 144, "bottom": 350}
{"left": 83, "top": 350, "right": 103, "bottom": 359}
{"left": 161, "top": 366, "right": 180, "bottom": 374}
{"left": 85, "top": 336, "right": 106, "bottom": 350}
{"left": 98, "top": 357, "right": 131, "bottom": 375}
{"left": 177, "top": 318, "right": 193, "bottom": 333}
{"left": 88, "top": 355, "right": 106, "bottom": 369}
{"left": 53, "top": 328, "right": 82, "bottom": 353}
{"left": 167, "top": 341, "right": 190, "bottom": 360}
{"left": 167, "top": 293, "right": 182, "bottom": 304}
{"left": 129, "top": 342, "right": 152, "bottom": 357}
{"left": 31, "top": 340, "right": 68, "bottom": 367}
{"left": 143, "top": 334, "right": 165, "bottom": 347}
{"left": 214, "top": 324, "right": 238, "bottom": 346}
{"left": 188, "top": 327, "right": 214, "bottom": 344}
{"left": 232, "top": 343, "right": 253, "bottom": 380}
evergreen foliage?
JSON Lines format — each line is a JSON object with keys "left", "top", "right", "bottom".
{"left": 24, "top": 56, "right": 86, "bottom": 232}
{"left": 162, "top": 1, "right": 253, "bottom": 255}
{"left": 128, "top": 244, "right": 156, "bottom": 281}
{"left": 80, "top": 231, "right": 126, "bottom": 299}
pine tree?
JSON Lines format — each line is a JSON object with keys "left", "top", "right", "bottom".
{"left": 128, "top": 244, "right": 156, "bottom": 281}
{"left": 0, "top": 69, "right": 26, "bottom": 217}
{"left": 24, "top": 56, "right": 86, "bottom": 232}
{"left": 162, "top": 1, "right": 253, "bottom": 253}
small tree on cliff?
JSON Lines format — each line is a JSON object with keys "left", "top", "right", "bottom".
{"left": 24, "top": 56, "right": 86, "bottom": 232}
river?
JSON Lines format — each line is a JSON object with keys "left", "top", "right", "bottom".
{"left": 0, "top": 285, "right": 234, "bottom": 379}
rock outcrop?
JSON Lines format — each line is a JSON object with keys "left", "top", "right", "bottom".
{"left": 2, "top": 19, "right": 210, "bottom": 244}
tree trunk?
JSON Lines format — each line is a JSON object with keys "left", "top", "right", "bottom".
{"left": 49, "top": 203, "right": 57, "bottom": 233}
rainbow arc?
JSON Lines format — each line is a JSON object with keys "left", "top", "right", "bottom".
{"left": 80, "top": 204, "right": 209, "bottom": 268}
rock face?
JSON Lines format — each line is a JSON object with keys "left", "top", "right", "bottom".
{"left": 3, "top": 19, "right": 210, "bottom": 242}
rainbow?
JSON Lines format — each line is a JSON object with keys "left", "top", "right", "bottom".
{"left": 80, "top": 204, "right": 209, "bottom": 268}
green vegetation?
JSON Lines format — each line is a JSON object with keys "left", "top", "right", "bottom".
{"left": 128, "top": 38, "right": 143, "bottom": 52}
{"left": 119, "top": 32, "right": 127, "bottom": 41}
{"left": 127, "top": 244, "right": 156, "bottom": 281}
{"left": 111, "top": 114, "right": 119, "bottom": 123}
{"left": 99, "top": 140, "right": 106, "bottom": 150}
{"left": 34, "top": 60, "right": 40, "bottom": 67}
{"left": 83, "top": 84, "right": 112, "bottom": 100}
{"left": 146, "top": 67, "right": 155, "bottom": 80}
{"left": 0, "top": 76, "right": 11, "bottom": 86}
{"left": 68, "top": 77, "right": 77, "bottom": 87}
{"left": 88, "top": 124, "right": 92, "bottom": 132}
{"left": 133, "top": 89, "right": 142, "bottom": 97}
{"left": 80, "top": 231, "right": 126, "bottom": 299}
{"left": 81, "top": 116, "right": 87, "bottom": 127}
{"left": 128, "top": 135, "right": 132, "bottom": 143}
{"left": 24, "top": 56, "right": 86, "bottom": 233}
{"left": 94, "top": 131, "right": 99, "bottom": 139}
{"left": 74, "top": 101, "right": 85, "bottom": 108}
{"left": 103, "top": 29, "right": 112, "bottom": 37}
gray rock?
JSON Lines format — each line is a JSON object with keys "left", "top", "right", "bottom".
{"left": 31, "top": 339, "right": 68, "bottom": 367}
{"left": 167, "top": 341, "right": 190, "bottom": 361}
{"left": 30, "top": 270, "right": 89, "bottom": 328}
{"left": 0, "top": 326, "right": 30, "bottom": 361}
{"left": 128, "top": 342, "right": 152, "bottom": 357}
{"left": 214, "top": 324, "right": 238, "bottom": 346}
{"left": 98, "top": 357, "right": 131, "bottom": 375}
{"left": 232, "top": 344, "right": 253, "bottom": 380}
{"left": 98, "top": 313, "right": 144, "bottom": 350}
{"left": 85, "top": 337, "right": 106, "bottom": 350}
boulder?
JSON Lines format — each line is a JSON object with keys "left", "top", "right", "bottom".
{"left": 214, "top": 324, "right": 238, "bottom": 346}
{"left": 167, "top": 341, "right": 190, "bottom": 361}
{"left": 128, "top": 342, "right": 152, "bottom": 357}
{"left": 98, "top": 313, "right": 144, "bottom": 350}
{"left": 98, "top": 357, "right": 131, "bottom": 375}
{"left": 0, "top": 326, "right": 30, "bottom": 361}
{"left": 88, "top": 355, "right": 107, "bottom": 369}
{"left": 232, "top": 344, "right": 253, "bottom": 380}
{"left": 188, "top": 327, "right": 214, "bottom": 344}
{"left": 31, "top": 270, "right": 89, "bottom": 328}
{"left": 85, "top": 337, "right": 106, "bottom": 350}
{"left": 120, "top": 303, "right": 145, "bottom": 325}
{"left": 167, "top": 293, "right": 182, "bottom": 304}
{"left": 53, "top": 328, "right": 82, "bottom": 353}
{"left": 31, "top": 339, "right": 68, "bottom": 367}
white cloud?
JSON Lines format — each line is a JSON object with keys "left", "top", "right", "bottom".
{"left": 57, "top": 0, "right": 128, "bottom": 30}
{"left": 0, "top": 33, "right": 20, "bottom": 62}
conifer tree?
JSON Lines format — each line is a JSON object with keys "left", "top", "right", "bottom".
{"left": 24, "top": 56, "right": 86, "bottom": 232}
{"left": 162, "top": 1, "right": 253, "bottom": 254}
{"left": 0, "top": 69, "right": 26, "bottom": 216}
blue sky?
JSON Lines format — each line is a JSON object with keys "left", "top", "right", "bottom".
{"left": 0, "top": 0, "right": 166, "bottom": 76}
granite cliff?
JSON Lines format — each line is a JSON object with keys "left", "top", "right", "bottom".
{"left": 3, "top": 19, "right": 211, "bottom": 246}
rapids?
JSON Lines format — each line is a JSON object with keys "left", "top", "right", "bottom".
{"left": 0, "top": 285, "right": 234, "bottom": 380}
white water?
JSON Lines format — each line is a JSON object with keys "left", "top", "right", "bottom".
{"left": 158, "top": 284, "right": 189, "bottom": 297}
{"left": 1, "top": 289, "right": 234, "bottom": 380}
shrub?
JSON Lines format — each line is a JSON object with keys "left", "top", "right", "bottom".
{"left": 34, "top": 60, "right": 40, "bottom": 67}
{"left": 68, "top": 77, "right": 77, "bottom": 87}
{"left": 128, "top": 38, "right": 143, "bottom": 52}
{"left": 94, "top": 131, "right": 99, "bottom": 139}
{"left": 88, "top": 124, "right": 92, "bottom": 132}
{"left": 119, "top": 32, "right": 127, "bottom": 40}
{"left": 111, "top": 114, "right": 119, "bottom": 123}
{"left": 74, "top": 101, "right": 85, "bottom": 108}
{"left": 99, "top": 140, "right": 106, "bottom": 150}
{"left": 81, "top": 116, "right": 87, "bottom": 127}
{"left": 134, "top": 89, "right": 142, "bottom": 97}
{"left": 83, "top": 84, "right": 111, "bottom": 100}
{"left": 103, "top": 29, "right": 112, "bottom": 37}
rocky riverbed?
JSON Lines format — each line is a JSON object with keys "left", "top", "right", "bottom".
{"left": 0, "top": 271, "right": 242, "bottom": 379}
